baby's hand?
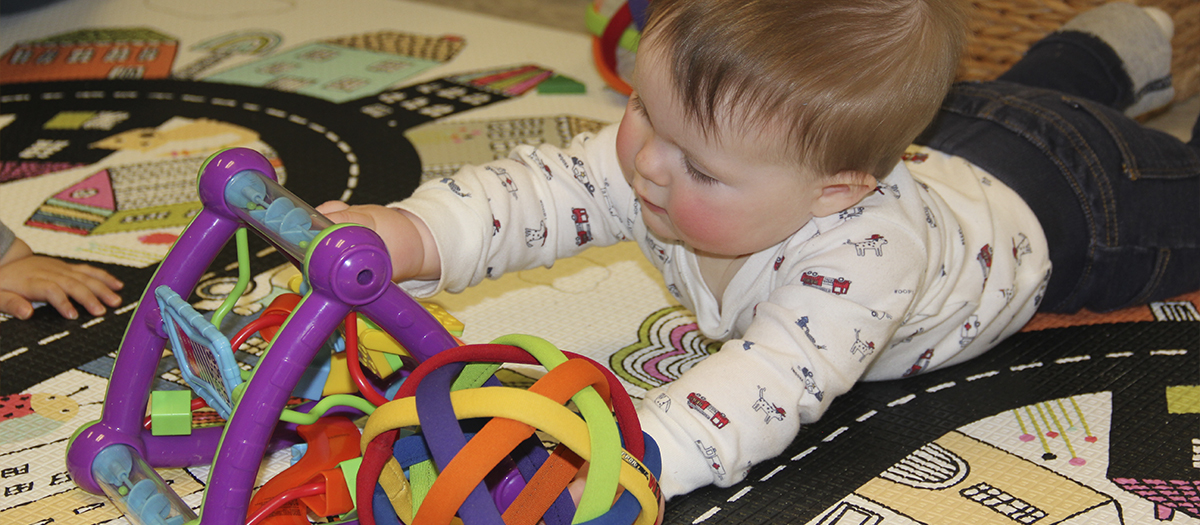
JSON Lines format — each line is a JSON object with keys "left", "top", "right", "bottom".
{"left": 0, "top": 241, "right": 123, "bottom": 320}
{"left": 567, "top": 463, "right": 666, "bottom": 524}
{"left": 317, "top": 200, "right": 389, "bottom": 232}
{"left": 316, "top": 201, "right": 441, "bottom": 283}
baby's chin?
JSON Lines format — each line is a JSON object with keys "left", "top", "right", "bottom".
{"left": 639, "top": 215, "right": 681, "bottom": 244}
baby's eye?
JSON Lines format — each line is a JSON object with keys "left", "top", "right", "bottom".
{"left": 630, "top": 94, "right": 647, "bottom": 117}
{"left": 684, "top": 160, "right": 718, "bottom": 186}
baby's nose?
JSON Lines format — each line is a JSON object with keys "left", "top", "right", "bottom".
{"left": 634, "top": 148, "right": 670, "bottom": 187}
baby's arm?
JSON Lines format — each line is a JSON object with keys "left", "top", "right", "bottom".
{"left": 0, "top": 238, "right": 124, "bottom": 320}
{"left": 322, "top": 126, "right": 630, "bottom": 298}
{"left": 315, "top": 202, "right": 441, "bottom": 283}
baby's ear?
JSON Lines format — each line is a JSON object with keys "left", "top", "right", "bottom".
{"left": 812, "top": 170, "right": 877, "bottom": 217}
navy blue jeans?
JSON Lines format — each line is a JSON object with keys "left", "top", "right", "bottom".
{"left": 916, "top": 32, "right": 1200, "bottom": 313}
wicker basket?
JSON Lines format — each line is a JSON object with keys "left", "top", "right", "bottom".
{"left": 961, "top": 0, "right": 1200, "bottom": 102}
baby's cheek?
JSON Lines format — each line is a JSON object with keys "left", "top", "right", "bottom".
{"left": 671, "top": 200, "right": 739, "bottom": 248}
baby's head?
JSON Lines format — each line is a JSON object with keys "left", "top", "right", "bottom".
{"left": 644, "top": 0, "right": 967, "bottom": 180}
{"left": 616, "top": 0, "right": 967, "bottom": 257}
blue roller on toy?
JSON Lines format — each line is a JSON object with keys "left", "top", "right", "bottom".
{"left": 92, "top": 445, "right": 195, "bottom": 525}
{"left": 224, "top": 169, "right": 327, "bottom": 259}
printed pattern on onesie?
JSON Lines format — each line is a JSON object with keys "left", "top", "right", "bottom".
{"left": 876, "top": 146, "right": 1051, "bottom": 377}
{"left": 639, "top": 161, "right": 936, "bottom": 491}
{"left": 638, "top": 148, "right": 1048, "bottom": 495}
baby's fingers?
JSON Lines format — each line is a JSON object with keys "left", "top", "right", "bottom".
{"left": 316, "top": 200, "right": 349, "bottom": 215}
{"left": 320, "top": 204, "right": 387, "bottom": 230}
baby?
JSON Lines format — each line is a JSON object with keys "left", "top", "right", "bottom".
{"left": 321, "top": 0, "right": 1198, "bottom": 499}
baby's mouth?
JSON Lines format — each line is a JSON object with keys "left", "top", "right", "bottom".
{"left": 639, "top": 194, "right": 666, "bottom": 215}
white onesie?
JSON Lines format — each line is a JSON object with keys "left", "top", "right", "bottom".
{"left": 394, "top": 124, "right": 1050, "bottom": 498}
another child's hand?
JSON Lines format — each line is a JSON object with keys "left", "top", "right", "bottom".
{"left": 0, "top": 239, "right": 123, "bottom": 320}
{"left": 316, "top": 201, "right": 441, "bottom": 282}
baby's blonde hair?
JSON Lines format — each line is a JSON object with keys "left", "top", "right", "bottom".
{"left": 643, "top": 0, "right": 968, "bottom": 179}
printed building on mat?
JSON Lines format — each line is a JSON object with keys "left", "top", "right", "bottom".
{"left": 25, "top": 158, "right": 204, "bottom": 236}
{"left": 1109, "top": 385, "right": 1200, "bottom": 521}
{"left": 203, "top": 30, "right": 466, "bottom": 103}
{"left": 816, "top": 431, "right": 1119, "bottom": 524}
{"left": 1, "top": 28, "right": 177, "bottom": 83}
{"left": 406, "top": 115, "right": 606, "bottom": 182}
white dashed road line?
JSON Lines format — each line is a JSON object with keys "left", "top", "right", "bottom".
{"left": 685, "top": 346, "right": 1190, "bottom": 523}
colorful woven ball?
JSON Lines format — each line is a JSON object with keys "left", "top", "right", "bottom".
{"left": 588, "top": 0, "right": 645, "bottom": 95}
{"left": 357, "top": 334, "right": 662, "bottom": 525}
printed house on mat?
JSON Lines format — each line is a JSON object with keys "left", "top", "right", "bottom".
{"left": 25, "top": 157, "right": 205, "bottom": 236}
{"left": 203, "top": 31, "right": 466, "bottom": 103}
{"left": 1, "top": 28, "right": 177, "bottom": 83}
{"left": 842, "top": 431, "right": 1119, "bottom": 524}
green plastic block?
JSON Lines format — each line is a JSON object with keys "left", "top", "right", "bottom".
{"left": 339, "top": 456, "right": 363, "bottom": 505}
{"left": 538, "top": 74, "right": 586, "bottom": 94}
{"left": 150, "top": 390, "right": 193, "bottom": 436}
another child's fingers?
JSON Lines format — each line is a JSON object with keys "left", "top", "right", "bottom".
{"left": 0, "top": 291, "right": 35, "bottom": 320}
{"left": 79, "top": 274, "right": 124, "bottom": 310}
{"left": 57, "top": 275, "right": 118, "bottom": 316}
{"left": 35, "top": 283, "right": 80, "bottom": 320}
{"left": 71, "top": 264, "right": 125, "bottom": 298}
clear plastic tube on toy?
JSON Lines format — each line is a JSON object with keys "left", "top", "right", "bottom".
{"left": 222, "top": 169, "right": 333, "bottom": 262}
{"left": 92, "top": 444, "right": 197, "bottom": 525}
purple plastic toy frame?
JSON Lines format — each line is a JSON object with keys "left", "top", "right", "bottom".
{"left": 65, "top": 147, "right": 460, "bottom": 524}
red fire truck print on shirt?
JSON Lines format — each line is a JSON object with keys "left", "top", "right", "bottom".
{"left": 687, "top": 392, "right": 729, "bottom": 429}
{"left": 571, "top": 207, "right": 592, "bottom": 246}
{"left": 801, "top": 271, "right": 851, "bottom": 295}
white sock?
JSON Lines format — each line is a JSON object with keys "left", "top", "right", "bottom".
{"left": 1061, "top": 3, "right": 1175, "bottom": 116}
